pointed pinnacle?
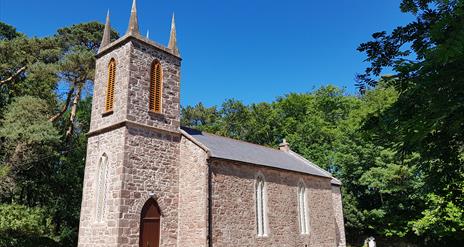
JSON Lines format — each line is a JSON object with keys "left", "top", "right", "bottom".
{"left": 126, "top": 0, "right": 139, "bottom": 35}
{"left": 99, "top": 9, "right": 111, "bottom": 53}
{"left": 168, "top": 13, "right": 179, "bottom": 55}
{"left": 131, "top": 0, "right": 137, "bottom": 12}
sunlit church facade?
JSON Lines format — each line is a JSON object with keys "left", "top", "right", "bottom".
{"left": 77, "top": 1, "right": 346, "bottom": 246}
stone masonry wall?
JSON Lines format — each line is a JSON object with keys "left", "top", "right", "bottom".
{"left": 126, "top": 40, "right": 181, "bottom": 133}
{"left": 332, "top": 185, "right": 346, "bottom": 247}
{"left": 178, "top": 137, "right": 209, "bottom": 246}
{"left": 210, "top": 159, "right": 337, "bottom": 247}
{"left": 113, "top": 38, "right": 182, "bottom": 246}
{"left": 80, "top": 35, "right": 182, "bottom": 247}
{"left": 117, "top": 125, "right": 181, "bottom": 247}
{"left": 79, "top": 40, "right": 133, "bottom": 246}
{"left": 90, "top": 42, "right": 131, "bottom": 132}
{"left": 78, "top": 127, "right": 126, "bottom": 247}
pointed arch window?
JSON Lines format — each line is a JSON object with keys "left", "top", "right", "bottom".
{"left": 105, "top": 58, "right": 116, "bottom": 112}
{"left": 149, "top": 61, "right": 163, "bottom": 113}
{"left": 298, "top": 183, "right": 309, "bottom": 234}
{"left": 256, "top": 175, "right": 268, "bottom": 237}
{"left": 95, "top": 154, "right": 108, "bottom": 222}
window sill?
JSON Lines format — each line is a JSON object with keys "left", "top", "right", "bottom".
{"left": 148, "top": 110, "right": 165, "bottom": 119}
{"left": 148, "top": 110, "right": 163, "bottom": 115}
{"left": 102, "top": 110, "right": 113, "bottom": 117}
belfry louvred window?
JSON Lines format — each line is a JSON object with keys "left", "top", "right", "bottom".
{"left": 149, "top": 61, "right": 163, "bottom": 113}
{"left": 105, "top": 58, "right": 116, "bottom": 112}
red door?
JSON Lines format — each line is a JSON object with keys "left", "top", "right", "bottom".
{"left": 140, "top": 199, "right": 160, "bottom": 247}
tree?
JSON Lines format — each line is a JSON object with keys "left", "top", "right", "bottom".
{"left": 0, "top": 204, "right": 57, "bottom": 246}
{"left": 0, "top": 96, "right": 60, "bottom": 203}
{"left": 0, "top": 22, "right": 21, "bottom": 41}
{"left": 357, "top": 0, "right": 464, "bottom": 243}
{"left": 0, "top": 21, "right": 118, "bottom": 246}
{"left": 181, "top": 102, "right": 220, "bottom": 133}
{"left": 0, "top": 31, "right": 60, "bottom": 118}
{"left": 52, "top": 22, "right": 119, "bottom": 140}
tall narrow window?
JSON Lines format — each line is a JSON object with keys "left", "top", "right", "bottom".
{"left": 105, "top": 58, "right": 116, "bottom": 112}
{"left": 298, "top": 183, "right": 309, "bottom": 234}
{"left": 256, "top": 175, "right": 267, "bottom": 236}
{"left": 95, "top": 154, "right": 108, "bottom": 222}
{"left": 149, "top": 61, "right": 163, "bottom": 113}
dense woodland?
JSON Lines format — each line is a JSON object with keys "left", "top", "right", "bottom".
{"left": 0, "top": 0, "right": 463, "bottom": 246}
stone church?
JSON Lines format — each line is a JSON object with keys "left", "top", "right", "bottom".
{"left": 77, "top": 1, "right": 346, "bottom": 246}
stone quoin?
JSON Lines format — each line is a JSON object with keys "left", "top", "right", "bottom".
{"left": 77, "top": 1, "right": 346, "bottom": 246}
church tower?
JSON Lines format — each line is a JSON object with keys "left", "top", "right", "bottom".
{"left": 78, "top": 1, "right": 182, "bottom": 246}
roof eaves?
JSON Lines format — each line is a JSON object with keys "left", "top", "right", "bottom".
{"left": 288, "top": 150, "right": 342, "bottom": 185}
{"left": 208, "top": 156, "right": 334, "bottom": 180}
{"left": 331, "top": 177, "right": 342, "bottom": 186}
{"left": 288, "top": 150, "right": 332, "bottom": 177}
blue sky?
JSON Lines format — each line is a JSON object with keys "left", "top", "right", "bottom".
{"left": 0, "top": 0, "right": 413, "bottom": 107}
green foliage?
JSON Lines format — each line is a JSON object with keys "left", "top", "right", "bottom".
{"left": 0, "top": 96, "right": 60, "bottom": 203}
{"left": 0, "top": 22, "right": 21, "bottom": 41}
{"left": 181, "top": 103, "right": 221, "bottom": 133}
{"left": 55, "top": 21, "right": 120, "bottom": 88}
{"left": 0, "top": 35, "right": 61, "bottom": 116}
{"left": 0, "top": 204, "right": 53, "bottom": 240}
{"left": 0, "top": 204, "right": 57, "bottom": 247}
{"left": 412, "top": 192, "right": 464, "bottom": 240}
{"left": 357, "top": 0, "right": 464, "bottom": 243}
{"left": 0, "top": 96, "right": 59, "bottom": 143}
{"left": 0, "top": 21, "right": 117, "bottom": 246}
{"left": 57, "top": 22, "right": 119, "bottom": 53}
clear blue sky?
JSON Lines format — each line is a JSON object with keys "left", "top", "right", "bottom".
{"left": 0, "top": 0, "right": 412, "bottom": 107}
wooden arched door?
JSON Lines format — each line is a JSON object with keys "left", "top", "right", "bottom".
{"left": 139, "top": 198, "right": 160, "bottom": 247}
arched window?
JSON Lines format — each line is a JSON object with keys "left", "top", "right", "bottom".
{"left": 256, "top": 175, "right": 268, "bottom": 236}
{"left": 95, "top": 154, "right": 108, "bottom": 222}
{"left": 149, "top": 61, "right": 163, "bottom": 113}
{"left": 298, "top": 183, "right": 309, "bottom": 234}
{"left": 140, "top": 198, "right": 161, "bottom": 247}
{"left": 105, "top": 58, "right": 116, "bottom": 112}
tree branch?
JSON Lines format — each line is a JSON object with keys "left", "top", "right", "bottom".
{"left": 0, "top": 66, "right": 27, "bottom": 85}
{"left": 48, "top": 86, "right": 75, "bottom": 122}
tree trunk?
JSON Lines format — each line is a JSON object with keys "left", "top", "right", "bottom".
{"left": 49, "top": 86, "right": 75, "bottom": 122}
{"left": 65, "top": 85, "right": 82, "bottom": 141}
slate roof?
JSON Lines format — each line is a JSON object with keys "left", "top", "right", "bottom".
{"left": 181, "top": 127, "right": 341, "bottom": 185}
